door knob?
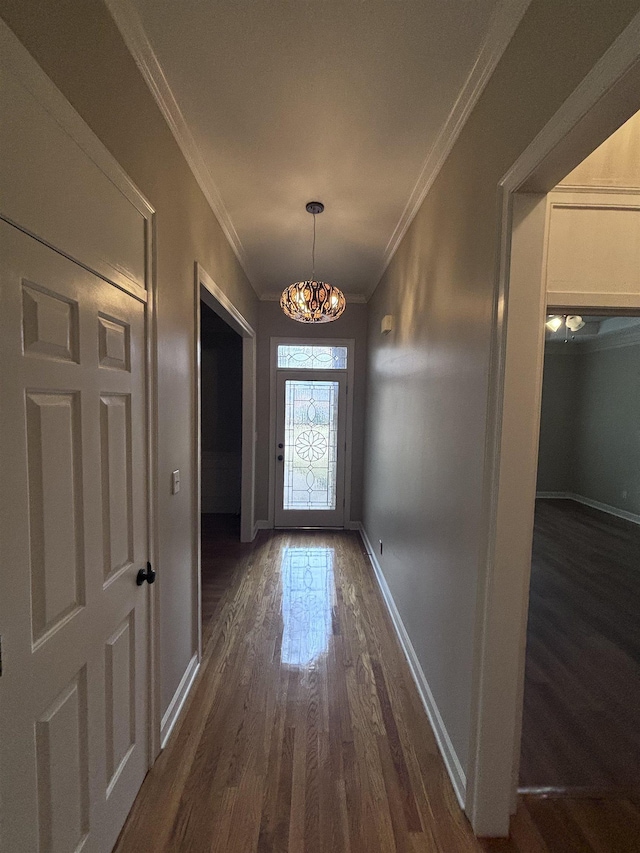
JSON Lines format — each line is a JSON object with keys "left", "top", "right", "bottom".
{"left": 278, "top": 443, "right": 283, "bottom": 449}
{"left": 137, "top": 562, "right": 156, "bottom": 586}
{"left": 277, "top": 454, "right": 283, "bottom": 461}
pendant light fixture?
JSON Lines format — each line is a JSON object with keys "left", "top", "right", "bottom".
{"left": 280, "top": 201, "right": 346, "bottom": 323}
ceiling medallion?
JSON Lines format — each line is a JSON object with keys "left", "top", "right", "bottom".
{"left": 280, "top": 202, "right": 346, "bottom": 323}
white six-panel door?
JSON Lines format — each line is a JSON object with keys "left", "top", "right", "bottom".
{"left": 0, "top": 221, "right": 150, "bottom": 853}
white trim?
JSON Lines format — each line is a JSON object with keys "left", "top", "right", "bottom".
{"left": 546, "top": 291, "right": 640, "bottom": 311}
{"left": 468, "top": 9, "right": 640, "bottom": 838}
{"left": 358, "top": 526, "right": 466, "bottom": 807}
{"left": 554, "top": 183, "right": 640, "bottom": 196}
{"left": 371, "top": 0, "right": 532, "bottom": 295}
{"left": 160, "top": 654, "right": 200, "bottom": 748}
{"left": 198, "top": 265, "right": 255, "bottom": 339}
{"left": 268, "top": 337, "right": 355, "bottom": 528}
{"left": 105, "top": 0, "right": 254, "bottom": 290}
{"left": 0, "top": 18, "right": 162, "bottom": 766}
{"left": 536, "top": 492, "right": 640, "bottom": 526}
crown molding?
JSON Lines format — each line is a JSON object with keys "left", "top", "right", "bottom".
{"left": 105, "top": 0, "right": 256, "bottom": 292}
{"left": 260, "top": 291, "right": 368, "bottom": 304}
{"left": 580, "top": 323, "right": 640, "bottom": 352}
{"left": 107, "top": 0, "right": 530, "bottom": 302}
{"left": 554, "top": 183, "right": 640, "bottom": 195}
{"left": 369, "top": 0, "right": 532, "bottom": 298}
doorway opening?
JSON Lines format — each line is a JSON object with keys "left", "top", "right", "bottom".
{"left": 200, "top": 301, "right": 244, "bottom": 633}
{"left": 467, "top": 21, "right": 640, "bottom": 836}
{"left": 194, "top": 263, "right": 256, "bottom": 655}
{"left": 520, "top": 312, "right": 640, "bottom": 795}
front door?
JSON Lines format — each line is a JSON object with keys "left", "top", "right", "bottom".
{"left": 275, "top": 369, "right": 347, "bottom": 527}
{"left": 0, "top": 222, "right": 150, "bottom": 853}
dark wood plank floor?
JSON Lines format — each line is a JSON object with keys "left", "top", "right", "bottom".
{"left": 520, "top": 499, "right": 640, "bottom": 792}
{"left": 115, "top": 525, "right": 640, "bottom": 852}
{"left": 200, "top": 513, "right": 245, "bottom": 644}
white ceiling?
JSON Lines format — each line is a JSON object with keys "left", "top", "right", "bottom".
{"left": 110, "top": 0, "right": 528, "bottom": 298}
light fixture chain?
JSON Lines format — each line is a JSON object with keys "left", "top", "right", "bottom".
{"left": 312, "top": 213, "right": 316, "bottom": 280}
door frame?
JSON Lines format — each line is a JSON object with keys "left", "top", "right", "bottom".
{"left": 268, "top": 337, "right": 355, "bottom": 528}
{"left": 0, "top": 19, "right": 161, "bottom": 764}
{"left": 466, "top": 10, "right": 640, "bottom": 837}
{"left": 194, "top": 263, "right": 256, "bottom": 654}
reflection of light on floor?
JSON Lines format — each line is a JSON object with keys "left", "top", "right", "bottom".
{"left": 280, "top": 547, "right": 334, "bottom": 667}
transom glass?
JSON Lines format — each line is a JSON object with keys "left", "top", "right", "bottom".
{"left": 277, "top": 344, "right": 348, "bottom": 370}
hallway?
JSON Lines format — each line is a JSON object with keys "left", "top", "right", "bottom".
{"left": 113, "top": 531, "right": 640, "bottom": 852}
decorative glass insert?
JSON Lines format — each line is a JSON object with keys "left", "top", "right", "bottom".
{"left": 280, "top": 547, "right": 334, "bottom": 666}
{"left": 277, "top": 344, "right": 348, "bottom": 370}
{"left": 283, "top": 380, "right": 339, "bottom": 511}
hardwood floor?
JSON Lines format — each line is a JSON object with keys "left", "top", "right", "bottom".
{"left": 200, "top": 513, "right": 247, "bottom": 643}
{"left": 520, "top": 499, "right": 640, "bottom": 792}
{"left": 115, "top": 528, "right": 640, "bottom": 852}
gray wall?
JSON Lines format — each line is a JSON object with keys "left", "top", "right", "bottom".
{"left": 255, "top": 300, "right": 368, "bottom": 523}
{"left": 363, "top": 0, "right": 640, "bottom": 778}
{"left": 536, "top": 351, "right": 579, "bottom": 493}
{"left": 539, "top": 342, "right": 640, "bottom": 516}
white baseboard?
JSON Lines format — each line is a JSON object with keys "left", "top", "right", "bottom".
{"left": 536, "top": 491, "right": 640, "bottom": 525}
{"left": 160, "top": 653, "right": 200, "bottom": 749}
{"left": 358, "top": 525, "right": 467, "bottom": 808}
{"left": 253, "top": 520, "right": 361, "bottom": 532}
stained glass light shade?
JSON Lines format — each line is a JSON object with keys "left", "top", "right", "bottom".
{"left": 280, "top": 280, "right": 346, "bottom": 323}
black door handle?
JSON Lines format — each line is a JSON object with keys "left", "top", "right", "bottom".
{"left": 278, "top": 443, "right": 283, "bottom": 449}
{"left": 277, "top": 454, "right": 283, "bottom": 461}
{"left": 137, "top": 562, "right": 156, "bottom": 586}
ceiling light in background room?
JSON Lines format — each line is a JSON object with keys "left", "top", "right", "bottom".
{"left": 566, "top": 315, "right": 585, "bottom": 331}
{"left": 545, "top": 315, "right": 563, "bottom": 332}
{"left": 280, "top": 202, "right": 346, "bottom": 323}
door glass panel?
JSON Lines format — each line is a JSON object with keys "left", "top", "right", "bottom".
{"left": 283, "top": 380, "right": 339, "bottom": 510}
{"left": 277, "top": 344, "right": 347, "bottom": 369}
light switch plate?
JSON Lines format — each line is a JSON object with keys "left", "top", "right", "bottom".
{"left": 171, "top": 469, "right": 180, "bottom": 495}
